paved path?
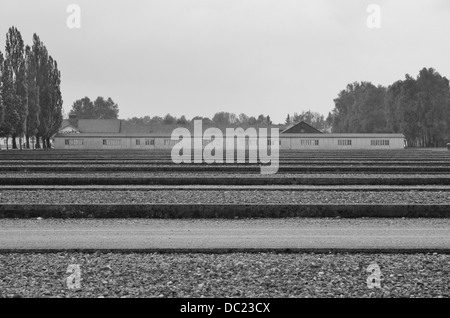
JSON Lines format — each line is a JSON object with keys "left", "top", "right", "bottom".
{"left": 1, "top": 218, "right": 449, "bottom": 252}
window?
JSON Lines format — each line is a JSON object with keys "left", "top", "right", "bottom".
{"left": 136, "top": 139, "right": 141, "bottom": 146}
{"left": 164, "top": 139, "right": 179, "bottom": 146}
{"left": 103, "top": 139, "right": 121, "bottom": 146}
{"left": 371, "top": 140, "right": 390, "bottom": 146}
{"left": 65, "top": 139, "right": 83, "bottom": 146}
{"left": 267, "top": 139, "right": 281, "bottom": 146}
{"left": 338, "top": 140, "right": 352, "bottom": 146}
{"left": 145, "top": 139, "right": 155, "bottom": 146}
{"left": 300, "top": 140, "right": 319, "bottom": 146}
{"left": 266, "top": 139, "right": 281, "bottom": 146}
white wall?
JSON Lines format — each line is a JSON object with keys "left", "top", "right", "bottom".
{"left": 55, "top": 136, "right": 406, "bottom": 150}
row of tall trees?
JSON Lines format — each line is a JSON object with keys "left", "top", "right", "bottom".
{"left": 123, "top": 112, "right": 273, "bottom": 126}
{"left": 0, "top": 26, "right": 63, "bottom": 149}
{"left": 329, "top": 68, "right": 450, "bottom": 147}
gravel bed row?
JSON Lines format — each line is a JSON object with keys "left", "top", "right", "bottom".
{"left": 3, "top": 185, "right": 450, "bottom": 191}
{"left": 2, "top": 172, "right": 450, "bottom": 178}
{"left": 1, "top": 190, "right": 449, "bottom": 204}
{"left": 1, "top": 252, "right": 448, "bottom": 298}
{"left": 2, "top": 160, "right": 449, "bottom": 163}
{"left": 3, "top": 164, "right": 450, "bottom": 167}
{"left": 2, "top": 217, "right": 448, "bottom": 228}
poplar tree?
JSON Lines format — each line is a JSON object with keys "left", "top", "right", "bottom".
{"left": 46, "top": 56, "right": 63, "bottom": 147}
{"left": 25, "top": 45, "right": 40, "bottom": 148}
{"left": 33, "top": 34, "right": 50, "bottom": 148}
{"left": 1, "top": 51, "right": 16, "bottom": 149}
{"left": 4, "top": 26, "right": 27, "bottom": 149}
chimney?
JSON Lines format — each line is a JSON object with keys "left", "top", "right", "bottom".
{"left": 69, "top": 114, "right": 78, "bottom": 128}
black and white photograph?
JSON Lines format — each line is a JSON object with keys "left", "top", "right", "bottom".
{"left": 0, "top": 0, "right": 449, "bottom": 306}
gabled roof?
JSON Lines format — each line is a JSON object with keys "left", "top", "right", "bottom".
{"left": 77, "top": 119, "right": 121, "bottom": 133}
{"left": 281, "top": 121, "right": 322, "bottom": 134}
{"left": 55, "top": 121, "right": 286, "bottom": 138}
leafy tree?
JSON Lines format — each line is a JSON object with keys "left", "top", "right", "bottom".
{"left": 25, "top": 45, "right": 40, "bottom": 148}
{"left": 330, "top": 82, "right": 387, "bottom": 133}
{"left": 4, "top": 26, "right": 27, "bottom": 149}
{"left": 257, "top": 114, "right": 266, "bottom": 125}
{"left": 285, "top": 114, "right": 291, "bottom": 125}
{"left": 176, "top": 115, "right": 188, "bottom": 125}
{"left": 212, "top": 112, "right": 237, "bottom": 125}
{"left": 34, "top": 34, "right": 51, "bottom": 148}
{"left": 0, "top": 59, "right": 15, "bottom": 149}
{"left": 247, "top": 116, "right": 257, "bottom": 125}
{"left": 70, "top": 96, "right": 118, "bottom": 119}
{"left": 70, "top": 97, "right": 94, "bottom": 119}
{"left": 238, "top": 113, "right": 249, "bottom": 124}
{"left": 46, "top": 56, "right": 63, "bottom": 147}
{"left": 163, "top": 113, "right": 176, "bottom": 125}
{"left": 93, "top": 97, "right": 118, "bottom": 119}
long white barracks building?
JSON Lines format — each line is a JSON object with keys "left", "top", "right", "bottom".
{"left": 54, "top": 116, "right": 406, "bottom": 150}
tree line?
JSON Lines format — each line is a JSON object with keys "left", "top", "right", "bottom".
{"left": 125, "top": 112, "right": 273, "bottom": 126}
{"left": 0, "top": 26, "right": 63, "bottom": 149}
{"left": 329, "top": 68, "right": 450, "bottom": 147}
{"left": 69, "top": 100, "right": 276, "bottom": 127}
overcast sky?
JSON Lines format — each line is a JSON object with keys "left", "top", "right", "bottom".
{"left": 1, "top": 0, "right": 450, "bottom": 124}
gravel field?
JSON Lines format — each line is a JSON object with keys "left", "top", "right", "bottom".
{"left": 3, "top": 185, "right": 450, "bottom": 191}
{"left": 0, "top": 252, "right": 449, "bottom": 298}
{"left": 1, "top": 149, "right": 448, "bottom": 299}
{"left": 2, "top": 172, "right": 450, "bottom": 178}
{"left": 2, "top": 217, "right": 449, "bottom": 228}
{"left": 1, "top": 190, "right": 449, "bottom": 204}
{"left": 2, "top": 164, "right": 449, "bottom": 168}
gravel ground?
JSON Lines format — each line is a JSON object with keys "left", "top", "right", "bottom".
{"left": 3, "top": 164, "right": 450, "bottom": 168}
{"left": 2, "top": 217, "right": 449, "bottom": 228}
{"left": 2, "top": 172, "right": 450, "bottom": 178}
{"left": 3, "top": 185, "right": 450, "bottom": 191}
{"left": 0, "top": 252, "right": 449, "bottom": 298}
{"left": 1, "top": 190, "right": 449, "bottom": 204}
